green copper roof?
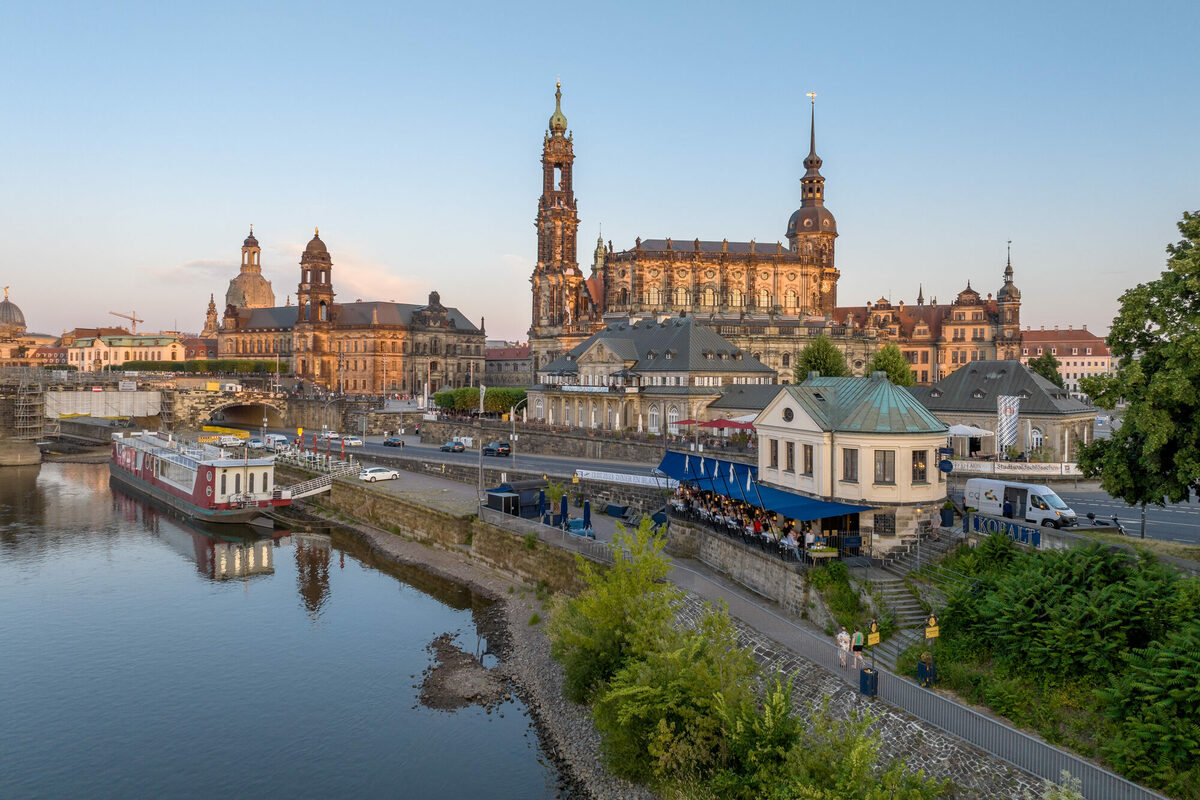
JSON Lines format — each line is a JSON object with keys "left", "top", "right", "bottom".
{"left": 785, "top": 373, "right": 947, "bottom": 434}
{"left": 548, "top": 83, "right": 568, "bottom": 134}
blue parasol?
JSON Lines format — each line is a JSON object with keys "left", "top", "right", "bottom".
{"left": 560, "top": 495, "right": 568, "bottom": 526}
{"left": 582, "top": 500, "right": 591, "bottom": 529}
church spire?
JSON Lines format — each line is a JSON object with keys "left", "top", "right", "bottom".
{"left": 800, "top": 91, "right": 825, "bottom": 208}
{"left": 548, "top": 81, "right": 568, "bottom": 136}
{"left": 917, "top": 283, "right": 924, "bottom": 306}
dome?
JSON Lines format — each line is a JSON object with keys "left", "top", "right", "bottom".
{"left": 548, "top": 83, "right": 568, "bottom": 135}
{"left": 997, "top": 282, "right": 1021, "bottom": 301}
{"left": 304, "top": 230, "right": 328, "bottom": 255}
{"left": 786, "top": 206, "right": 837, "bottom": 238}
{"left": 226, "top": 273, "right": 276, "bottom": 310}
{"left": 0, "top": 297, "right": 25, "bottom": 329}
{"left": 243, "top": 230, "right": 258, "bottom": 248}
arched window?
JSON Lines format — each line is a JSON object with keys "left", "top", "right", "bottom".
{"left": 263, "top": 472, "right": 269, "bottom": 491}
{"left": 576, "top": 401, "right": 584, "bottom": 427}
{"left": 702, "top": 287, "right": 716, "bottom": 307}
{"left": 728, "top": 289, "right": 743, "bottom": 307}
{"left": 220, "top": 473, "right": 226, "bottom": 495}
{"left": 619, "top": 287, "right": 630, "bottom": 306}
{"left": 782, "top": 353, "right": 790, "bottom": 368}
{"left": 249, "top": 473, "right": 255, "bottom": 493}
{"left": 648, "top": 404, "right": 660, "bottom": 432}
{"left": 590, "top": 402, "right": 598, "bottom": 428}
{"left": 667, "top": 405, "right": 680, "bottom": 434}
{"left": 1031, "top": 427, "right": 1044, "bottom": 450}
{"left": 784, "top": 289, "right": 798, "bottom": 310}
{"left": 647, "top": 287, "right": 662, "bottom": 306}
{"left": 673, "top": 287, "right": 689, "bottom": 306}
{"left": 758, "top": 289, "right": 771, "bottom": 309}
{"left": 234, "top": 474, "right": 241, "bottom": 494}
{"left": 319, "top": 301, "right": 328, "bottom": 321}
{"left": 535, "top": 398, "right": 544, "bottom": 420}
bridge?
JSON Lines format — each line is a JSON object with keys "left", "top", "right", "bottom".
{"left": 163, "top": 389, "right": 290, "bottom": 430}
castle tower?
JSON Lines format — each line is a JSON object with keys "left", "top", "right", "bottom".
{"left": 996, "top": 243, "right": 1022, "bottom": 358}
{"left": 529, "top": 82, "right": 592, "bottom": 367}
{"left": 785, "top": 94, "right": 839, "bottom": 313}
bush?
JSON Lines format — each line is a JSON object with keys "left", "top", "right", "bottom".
{"left": 523, "top": 532, "right": 538, "bottom": 550}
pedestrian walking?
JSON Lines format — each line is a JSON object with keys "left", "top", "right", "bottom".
{"left": 836, "top": 626, "right": 851, "bottom": 668}
{"left": 851, "top": 627, "right": 865, "bottom": 669}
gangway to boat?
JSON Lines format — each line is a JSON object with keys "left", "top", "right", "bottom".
{"left": 284, "top": 465, "right": 358, "bottom": 500}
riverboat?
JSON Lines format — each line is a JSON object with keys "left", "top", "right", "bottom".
{"left": 110, "top": 431, "right": 291, "bottom": 524}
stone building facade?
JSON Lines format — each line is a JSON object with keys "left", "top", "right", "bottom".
{"left": 484, "top": 343, "right": 533, "bottom": 387}
{"left": 529, "top": 316, "right": 776, "bottom": 434}
{"left": 528, "top": 88, "right": 860, "bottom": 383}
{"left": 835, "top": 258, "right": 1022, "bottom": 384}
{"left": 218, "top": 230, "right": 485, "bottom": 394}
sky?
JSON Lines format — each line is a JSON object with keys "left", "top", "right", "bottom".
{"left": 3, "top": 0, "right": 1197, "bottom": 342}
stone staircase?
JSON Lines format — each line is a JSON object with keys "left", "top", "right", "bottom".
{"left": 867, "top": 530, "right": 963, "bottom": 670}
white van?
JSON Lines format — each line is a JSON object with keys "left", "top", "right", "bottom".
{"left": 217, "top": 434, "right": 246, "bottom": 447}
{"left": 964, "top": 478, "right": 1078, "bottom": 528}
{"left": 264, "top": 433, "right": 289, "bottom": 449}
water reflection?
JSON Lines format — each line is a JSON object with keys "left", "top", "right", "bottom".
{"left": 294, "top": 533, "right": 332, "bottom": 618}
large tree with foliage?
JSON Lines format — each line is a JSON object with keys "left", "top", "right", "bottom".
{"left": 866, "top": 343, "right": 915, "bottom": 386}
{"left": 1078, "top": 211, "right": 1200, "bottom": 531}
{"left": 793, "top": 335, "right": 850, "bottom": 381}
{"left": 1026, "top": 351, "right": 1065, "bottom": 388}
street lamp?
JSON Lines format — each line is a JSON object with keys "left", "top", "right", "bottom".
{"left": 511, "top": 397, "right": 528, "bottom": 469}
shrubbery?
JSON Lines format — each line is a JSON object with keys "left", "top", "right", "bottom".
{"left": 547, "top": 517, "right": 949, "bottom": 797}
{"left": 926, "top": 533, "right": 1200, "bottom": 798}
{"left": 113, "top": 359, "right": 289, "bottom": 374}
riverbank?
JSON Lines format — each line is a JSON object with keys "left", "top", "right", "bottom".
{"left": 301, "top": 505, "right": 653, "bottom": 800}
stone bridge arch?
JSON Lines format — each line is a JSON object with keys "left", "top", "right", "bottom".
{"left": 168, "top": 390, "right": 289, "bottom": 430}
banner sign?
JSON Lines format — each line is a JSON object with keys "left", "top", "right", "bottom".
{"left": 997, "top": 395, "right": 1022, "bottom": 449}
{"left": 574, "top": 469, "right": 679, "bottom": 489}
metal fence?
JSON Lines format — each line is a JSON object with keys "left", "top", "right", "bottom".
{"left": 477, "top": 505, "right": 614, "bottom": 565}
{"left": 668, "top": 559, "right": 1170, "bottom": 800}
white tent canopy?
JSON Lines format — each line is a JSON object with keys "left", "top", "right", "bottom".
{"left": 948, "top": 424, "right": 995, "bottom": 437}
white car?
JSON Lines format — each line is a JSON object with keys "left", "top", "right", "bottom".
{"left": 320, "top": 431, "right": 340, "bottom": 440}
{"left": 341, "top": 436, "right": 364, "bottom": 447}
{"left": 358, "top": 467, "right": 399, "bottom": 483}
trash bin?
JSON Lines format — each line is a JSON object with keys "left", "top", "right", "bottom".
{"left": 940, "top": 508, "right": 954, "bottom": 527}
{"left": 859, "top": 668, "right": 878, "bottom": 697}
{"left": 917, "top": 661, "right": 936, "bottom": 687}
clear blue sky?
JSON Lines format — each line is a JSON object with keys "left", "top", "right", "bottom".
{"left": 3, "top": 0, "right": 1196, "bottom": 342}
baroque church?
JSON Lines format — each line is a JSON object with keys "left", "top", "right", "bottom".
{"left": 216, "top": 229, "right": 485, "bottom": 394}
{"left": 528, "top": 86, "right": 1022, "bottom": 385}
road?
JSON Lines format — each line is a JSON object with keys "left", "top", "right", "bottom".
{"left": 1054, "top": 489, "right": 1200, "bottom": 544}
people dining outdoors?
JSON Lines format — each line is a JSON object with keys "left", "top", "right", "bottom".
{"left": 668, "top": 483, "right": 850, "bottom": 566}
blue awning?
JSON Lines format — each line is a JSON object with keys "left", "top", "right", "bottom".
{"left": 752, "top": 484, "right": 874, "bottom": 522}
{"left": 658, "top": 451, "right": 757, "bottom": 503}
{"left": 659, "top": 450, "right": 872, "bottom": 522}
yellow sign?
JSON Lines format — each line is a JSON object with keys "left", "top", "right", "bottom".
{"left": 867, "top": 632, "right": 881, "bottom": 646}
{"left": 571, "top": 476, "right": 579, "bottom": 484}
{"left": 870, "top": 620, "right": 879, "bottom": 633}
{"left": 927, "top": 614, "right": 939, "bottom": 629}
{"left": 925, "top": 626, "right": 940, "bottom": 639}
{"left": 297, "top": 427, "right": 303, "bottom": 436}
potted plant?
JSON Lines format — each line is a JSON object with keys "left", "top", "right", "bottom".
{"left": 940, "top": 500, "right": 955, "bottom": 527}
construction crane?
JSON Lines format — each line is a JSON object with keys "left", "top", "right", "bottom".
{"left": 109, "top": 310, "right": 145, "bottom": 334}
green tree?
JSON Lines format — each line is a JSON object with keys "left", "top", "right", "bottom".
{"left": 432, "top": 390, "right": 455, "bottom": 410}
{"left": 1027, "top": 351, "right": 1065, "bottom": 388}
{"left": 546, "top": 517, "right": 681, "bottom": 703}
{"left": 1078, "top": 211, "right": 1200, "bottom": 531}
{"left": 793, "top": 335, "right": 850, "bottom": 381}
{"left": 866, "top": 343, "right": 915, "bottom": 386}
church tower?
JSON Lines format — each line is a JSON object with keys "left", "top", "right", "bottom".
{"left": 529, "top": 83, "right": 593, "bottom": 368}
{"left": 201, "top": 294, "right": 219, "bottom": 337}
{"left": 225, "top": 226, "right": 276, "bottom": 310}
{"left": 296, "top": 228, "right": 335, "bottom": 324}
{"left": 996, "top": 243, "right": 1022, "bottom": 358}
{"left": 293, "top": 228, "right": 336, "bottom": 384}
{"left": 785, "top": 94, "right": 839, "bottom": 313}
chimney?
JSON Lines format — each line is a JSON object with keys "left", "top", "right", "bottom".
{"left": 1082, "top": 323, "right": 1087, "bottom": 330}
{"left": 1040, "top": 325, "right": 1045, "bottom": 330}
{"left": 808, "top": 370, "right": 820, "bottom": 381}
{"left": 1054, "top": 325, "right": 1059, "bottom": 330}
{"left": 1068, "top": 324, "right": 1073, "bottom": 330}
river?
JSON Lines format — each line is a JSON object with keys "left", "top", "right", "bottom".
{"left": 0, "top": 462, "right": 565, "bottom": 799}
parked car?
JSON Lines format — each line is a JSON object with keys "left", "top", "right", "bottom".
{"left": 382, "top": 436, "right": 404, "bottom": 447}
{"left": 246, "top": 438, "right": 265, "bottom": 449}
{"left": 217, "top": 435, "right": 245, "bottom": 447}
{"left": 482, "top": 441, "right": 511, "bottom": 457}
{"left": 358, "top": 467, "right": 399, "bottom": 483}
{"left": 440, "top": 441, "right": 465, "bottom": 453}
{"left": 320, "top": 431, "right": 340, "bottom": 440}
{"left": 341, "top": 436, "right": 364, "bottom": 447}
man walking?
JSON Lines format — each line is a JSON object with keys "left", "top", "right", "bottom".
{"left": 836, "top": 626, "right": 851, "bottom": 668}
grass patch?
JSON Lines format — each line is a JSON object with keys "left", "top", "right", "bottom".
{"left": 1071, "top": 527, "right": 1200, "bottom": 562}
{"left": 528, "top": 612, "right": 541, "bottom": 625}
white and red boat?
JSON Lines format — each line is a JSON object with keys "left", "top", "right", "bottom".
{"left": 110, "top": 431, "right": 291, "bottom": 524}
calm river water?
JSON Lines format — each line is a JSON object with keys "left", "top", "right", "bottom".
{"left": 0, "top": 462, "right": 564, "bottom": 799}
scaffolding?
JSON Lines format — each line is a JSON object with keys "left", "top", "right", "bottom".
{"left": 159, "top": 390, "right": 176, "bottom": 431}
{"left": 15, "top": 375, "right": 45, "bottom": 440}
